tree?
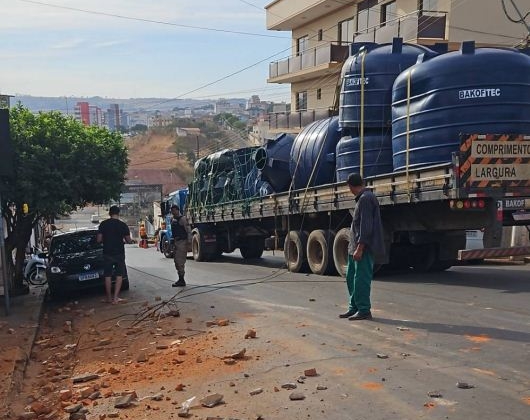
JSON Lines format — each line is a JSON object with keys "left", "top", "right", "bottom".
{"left": 1, "top": 105, "right": 128, "bottom": 294}
{"left": 131, "top": 124, "right": 148, "bottom": 133}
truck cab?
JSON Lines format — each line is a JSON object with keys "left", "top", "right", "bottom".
{"left": 158, "top": 188, "right": 189, "bottom": 258}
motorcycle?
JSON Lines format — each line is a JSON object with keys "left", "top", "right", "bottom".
{"left": 23, "top": 250, "right": 48, "bottom": 286}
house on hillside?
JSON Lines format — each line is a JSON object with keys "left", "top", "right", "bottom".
{"left": 176, "top": 127, "right": 201, "bottom": 137}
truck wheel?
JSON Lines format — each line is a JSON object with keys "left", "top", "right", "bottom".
{"left": 333, "top": 228, "right": 350, "bottom": 277}
{"left": 284, "top": 231, "right": 309, "bottom": 273}
{"left": 307, "top": 230, "right": 336, "bottom": 275}
{"left": 240, "top": 238, "right": 265, "bottom": 259}
{"left": 192, "top": 231, "right": 206, "bottom": 261}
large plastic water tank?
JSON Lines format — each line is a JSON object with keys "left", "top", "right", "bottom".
{"left": 290, "top": 117, "right": 341, "bottom": 189}
{"left": 336, "top": 129, "right": 393, "bottom": 181}
{"left": 339, "top": 38, "right": 436, "bottom": 130}
{"left": 392, "top": 42, "right": 530, "bottom": 171}
{"left": 254, "top": 133, "right": 294, "bottom": 192}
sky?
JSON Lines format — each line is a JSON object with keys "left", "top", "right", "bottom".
{"left": 1, "top": 0, "right": 292, "bottom": 102}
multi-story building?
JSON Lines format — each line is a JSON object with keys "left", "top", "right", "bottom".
{"left": 74, "top": 102, "right": 90, "bottom": 126}
{"left": 106, "top": 104, "right": 121, "bottom": 131}
{"left": 265, "top": 0, "right": 529, "bottom": 133}
{"left": 88, "top": 105, "right": 103, "bottom": 127}
{"left": 214, "top": 98, "right": 244, "bottom": 115}
{"left": 246, "top": 95, "right": 271, "bottom": 120}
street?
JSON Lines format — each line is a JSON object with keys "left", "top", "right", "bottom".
{"left": 9, "top": 223, "right": 530, "bottom": 420}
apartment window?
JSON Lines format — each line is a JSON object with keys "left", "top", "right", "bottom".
{"left": 316, "top": 88, "right": 322, "bottom": 100}
{"left": 357, "top": 0, "right": 380, "bottom": 33}
{"left": 296, "top": 91, "right": 308, "bottom": 111}
{"left": 418, "top": 0, "right": 439, "bottom": 15}
{"left": 317, "top": 29, "right": 323, "bottom": 41}
{"left": 297, "top": 35, "right": 309, "bottom": 55}
{"left": 381, "top": 1, "right": 397, "bottom": 26}
{"left": 338, "top": 18, "right": 355, "bottom": 44}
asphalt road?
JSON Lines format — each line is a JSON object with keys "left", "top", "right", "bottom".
{"left": 117, "top": 244, "right": 530, "bottom": 420}
{"left": 50, "top": 207, "right": 530, "bottom": 419}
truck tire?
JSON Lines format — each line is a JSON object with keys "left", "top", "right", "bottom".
{"left": 192, "top": 227, "right": 219, "bottom": 261}
{"left": 192, "top": 231, "right": 206, "bottom": 262}
{"left": 333, "top": 228, "right": 350, "bottom": 277}
{"left": 284, "top": 231, "right": 309, "bottom": 273}
{"left": 240, "top": 238, "right": 265, "bottom": 259}
{"left": 307, "top": 229, "right": 336, "bottom": 275}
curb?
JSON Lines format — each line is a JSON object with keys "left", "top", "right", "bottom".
{"left": 1, "top": 286, "right": 47, "bottom": 418}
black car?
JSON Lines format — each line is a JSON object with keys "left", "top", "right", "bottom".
{"left": 46, "top": 228, "right": 129, "bottom": 298}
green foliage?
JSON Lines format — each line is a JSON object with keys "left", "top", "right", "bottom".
{"left": 2, "top": 105, "right": 129, "bottom": 291}
{"left": 131, "top": 123, "right": 148, "bottom": 133}
{"left": 213, "top": 112, "right": 247, "bottom": 132}
{"left": 6, "top": 105, "right": 128, "bottom": 218}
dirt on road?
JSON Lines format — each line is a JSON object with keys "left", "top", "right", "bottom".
{"left": 6, "top": 294, "right": 323, "bottom": 420}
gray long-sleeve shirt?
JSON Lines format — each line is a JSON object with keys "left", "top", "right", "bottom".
{"left": 348, "top": 188, "right": 386, "bottom": 260}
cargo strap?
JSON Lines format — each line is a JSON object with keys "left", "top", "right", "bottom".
{"left": 360, "top": 50, "right": 366, "bottom": 178}
{"left": 406, "top": 69, "right": 412, "bottom": 202}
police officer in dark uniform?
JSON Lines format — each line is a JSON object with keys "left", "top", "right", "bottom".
{"left": 170, "top": 205, "right": 192, "bottom": 287}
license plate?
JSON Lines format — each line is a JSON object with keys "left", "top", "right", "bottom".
{"left": 79, "top": 272, "right": 99, "bottom": 281}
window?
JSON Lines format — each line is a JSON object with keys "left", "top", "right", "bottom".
{"left": 296, "top": 91, "right": 308, "bottom": 111}
{"left": 418, "top": 0, "right": 439, "bottom": 15}
{"left": 296, "top": 36, "right": 309, "bottom": 55}
{"left": 381, "top": 1, "right": 397, "bottom": 26}
{"left": 317, "top": 29, "right": 323, "bottom": 41}
{"left": 316, "top": 88, "right": 322, "bottom": 100}
{"left": 357, "top": 0, "right": 380, "bottom": 33}
{"left": 338, "top": 18, "right": 355, "bottom": 44}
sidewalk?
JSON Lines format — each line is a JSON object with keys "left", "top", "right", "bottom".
{"left": 0, "top": 286, "right": 46, "bottom": 417}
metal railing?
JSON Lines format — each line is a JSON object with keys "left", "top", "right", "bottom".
{"left": 268, "top": 108, "right": 336, "bottom": 130}
{"left": 354, "top": 10, "right": 447, "bottom": 44}
{"left": 269, "top": 43, "right": 349, "bottom": 79}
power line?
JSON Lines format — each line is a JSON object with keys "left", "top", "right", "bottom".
{"left": 18, "top": 0, "right": 289, "bottom": 39}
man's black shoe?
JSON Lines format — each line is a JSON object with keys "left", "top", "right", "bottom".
{"left": 172, "top": 280, "right": 186, "bottom": 287}
{"left": 339, "top": 309, "right": 357, "bottom": 319}
{"left": 348, "top": 311, "right": 372, "bottom": 321}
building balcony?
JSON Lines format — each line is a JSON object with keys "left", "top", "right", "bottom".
{"left": 266, "top": 0, "right": 348, "bottom": 31}
{"left": 268, "top": 108, "right": 336, "bottom": 132}
{"left": 268, "top": 43, "right": 349, "bottom": 84}
{"left": 354, "top": 11, "right": 447, "bottom": 45}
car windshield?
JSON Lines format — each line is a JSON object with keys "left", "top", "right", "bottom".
{"left": 50, "top": 232, "right": 101, "bottom": 256}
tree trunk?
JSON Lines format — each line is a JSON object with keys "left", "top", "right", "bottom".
{"left": 5, "top": 213, "right": 35, "bottom": 295}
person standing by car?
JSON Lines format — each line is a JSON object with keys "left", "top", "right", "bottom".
{"left": 339, "top": 173, "right": 385, "bottom": 321}
{"left": 97, "top": 205, "right": 134, "bottom": 304}
{"left": 170, "top": 204, "right": 192, "bottom": 287}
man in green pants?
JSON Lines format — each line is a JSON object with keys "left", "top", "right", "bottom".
{"left": 339, "top": 173, "right": 385, "bottom": 321}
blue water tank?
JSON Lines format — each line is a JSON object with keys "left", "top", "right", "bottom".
{"left": 254, "top": 133, "right": 294, "bottom": 192}
{"left": 392, "top": 42, "right": 530, "bottom": 171}
{"left": 336, "top": 129, "right": 393, "bottom": 181}
{"left": 290, "top": 117, "right": 341, "bottom": 189}
{"left": 339, "top": 38, "right": 436, "bottom": 130}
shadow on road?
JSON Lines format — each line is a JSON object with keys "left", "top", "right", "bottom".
{"left": 374, "top": 316, "right": 530, "bottom": 344}
{"left": 375, "top": 266, "right": 530, "bottom": 294}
